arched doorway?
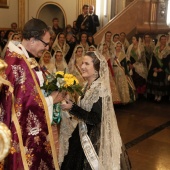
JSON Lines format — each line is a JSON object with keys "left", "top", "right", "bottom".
{"left": 37, "top": 3, "right": 66, "bottom": 29}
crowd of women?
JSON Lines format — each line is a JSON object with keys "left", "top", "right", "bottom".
{"left": 0, "top": 18, "right": 132, "bottom": 170}
{"left": 1, "top": 27, "right": 170, "bottom": 103}
{"left": 0, "top": 16, "right": 170, "bottom": 169}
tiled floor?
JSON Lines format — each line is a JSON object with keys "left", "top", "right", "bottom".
{"left": 115, "top": 99, "right": 170, "bottom": 170}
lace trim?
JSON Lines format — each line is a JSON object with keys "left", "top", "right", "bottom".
{"left": 80, "top": 78, "right": 102, "bottom": 112}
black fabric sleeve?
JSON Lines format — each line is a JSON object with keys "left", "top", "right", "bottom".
{"left": 94, "top": 15, "right": 100, "bottom": 27}
{"left": 69, "top": 97, "right": 102, "bottom": 125}
{"left": 76, "top": 15, "right": 82, "bottom": 31}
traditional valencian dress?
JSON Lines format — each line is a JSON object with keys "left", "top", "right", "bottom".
{"left": 113, "top": 47, "right": 136, "bottom": 104}
{"left": 53, "top": 50, "right": 69, "bottom": 72}
{"left": 68, "top": 45, "right": 86, "bottom": 86}
{"left": 100, "top": 32, "right": 115, "bottom": 55}
{"left": 126, "top": 42, "right": 148, "bottom": 95}
{"left": 0, "top": 41, "right": 59, "bottom": 170}
{"left": 98, "top": 42, "right": 121, "bottom": 104}
{"left": 52, "top": 33, "right": 70, "bottom": 58}
{"left": 143, "top": 40, "right": 155, "bottom": 69}
{"left": 61, "top": 51, "right": 131, "bottom": 170}
{"left": 39, "top": 51, "right": 56, "bottom": 74}
{"left": 147, "top": 45, "right": 170, "bottom": 98}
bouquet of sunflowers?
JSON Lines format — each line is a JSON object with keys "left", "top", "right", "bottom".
{"left": 41, "top": 70, "right": 83, "bottom": 125}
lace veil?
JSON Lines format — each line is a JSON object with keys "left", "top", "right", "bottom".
{"left": 114, "top": 41, "right": 125, "bottom": 54}
{"left": 39, "top": 50, "right": 56, "bottom": 74}
{"left": 68, "top": 45, "right": 85, "bottom": 73}
{"left": 52, "top": 32, "right": 70, "bottom": 57}
{"left": 87, "top": 51, "right": 123, "bottom": 169}
{"left": 53, "top": 49, "right": 68, "bottom": 72}
{"left": 126, "top": 37, "right": 143, "bottom": 61}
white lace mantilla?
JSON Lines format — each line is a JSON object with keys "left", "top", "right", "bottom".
{"left": 80, "top": 78, "right": 102, "bottom": 111}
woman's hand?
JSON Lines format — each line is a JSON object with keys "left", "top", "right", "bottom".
{"left": 61, "top": 99, "right": 73, "bottom": 111}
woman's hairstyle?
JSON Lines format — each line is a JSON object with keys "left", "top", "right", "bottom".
{"left": 105, "top": 31, "right": 112, "bottom": 37}
{"left": 87, "top": 34, "right": 96, "bottom": 46}
{"left": 120, "top": 32, "right": 126, "bottom": 36}
{"left": 11, "top": 33, "right": 19, "bottom": 40}
{"left": 79, "top": 32, "right": 88, "bottom": 41}
{"left": 57, "top": 32, "right": 65, "bottom": 39}
{"left": 113, "top": 33, "right": 119, "bottom": 39}
{"left": 115, "top": 41, "right": 122, "bottom": 47}
{"left": 42, "top": 50, "right": 51, "bottom": 57}
{"left": 159, "top": 34, "right": 166, "bottom": 41}
{"left": 4, "top": 30, "right": 14, "bottom": 40}
{"left": 85, "top": 51, "right": 100, "bottom": 72}
{"left": 55, "top": 50, "right": 63, "bottom": 55}
{"left": 76, "top": 46, "right": 83, "bottom": 52}
{"left": 22, "top": 18, "right": 50, "bottom": 40}
{"left": 132, "top": 34, "right": 140, "bottom": 42}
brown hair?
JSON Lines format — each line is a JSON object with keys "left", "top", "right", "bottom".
{"left": 85, "top": 51, "right": 100, "bottom": 72}
{"left": 22, "top": 18, "right": 49, "bottom": 40}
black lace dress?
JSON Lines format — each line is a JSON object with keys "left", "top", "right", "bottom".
{"left": 61, "top": 98, "right": 102, "bottom": 170}
{"left": 60, "top": 95, "right": 132, "bottom": 170}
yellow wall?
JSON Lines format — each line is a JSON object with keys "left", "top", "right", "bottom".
{"left": 0, "top": 0, "right": 18, "bottom": 28}
{"left": 0, "top": 0, "right": 77, "bottom": 29}
{"left": 28, "top": 0, "right": 77, "bottom": 26}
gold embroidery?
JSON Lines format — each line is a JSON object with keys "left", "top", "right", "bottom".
{"left": 10, "top": 146, "right": 16, "bottom": 154}
{"left": 0, "top": 160, "right": 4, "bottom": 170}
{"left": 11, "top": 52, "right": 22, "bottom": 59}
{"left": 25, "top": 148, "right": 34, "bottom": 167}
{"left": 0, "top": 59, "right": 8, "bottom": 78}
{"left": 11, "top": 65, "right": 26, "bottom": 87}
{"left": 27, "top": 110, "right": 42, "bottom": 136}
{"left": 43, "top": 141, "right": 52, "bottom": 155}
{"left": 15, "top": 98, "right": 22, "bottom": 118}
{"left": 27, "top": 58, "right": 39, "bottom": 69}
{"left": 0, "top": 104, "right": 5, "bottom": 122}
{"left": 31, "top": 86, "right": 43, "bottom": 108}
{"left": 21, "top": 85, "right": 26, "bottom": 93}
{"left": 11, "top": 140, "right": 20, "bottom": 154}
{"left": 38, "top": 159, "right": 49, "bottom": 170}
{"left": 34, "top": 136, "right": 40, "bottom": 145}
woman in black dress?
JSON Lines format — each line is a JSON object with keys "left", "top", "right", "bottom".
{"left": 60, "top": 51, "right": 131, "bottom": 170}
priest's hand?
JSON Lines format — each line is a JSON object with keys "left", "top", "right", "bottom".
{"left": 50, "top": 91, "right": 65, "bottom": 104}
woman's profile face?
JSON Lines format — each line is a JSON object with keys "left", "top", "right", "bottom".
{"left": 76, "top": 47, "right": 83, "bottom": 57}
{"left": 88, "top": 36, "right": 93, "bottom": 43}
{"left": 113, "top": 35, "right": 119, "bottom": 43}
{"left": 81, "top": 34, "right": 87, "bottom": 42}
{"left": 132, "top": 37, "right": 138, "bottom": 44}
{"left": 12, "top": 34, "right": 20, "bottom": 41}
{"left": 43, "top": 53, "right": 51, "bottom": 64}
{"left": 115, "top": 43, "right": 122, "bottom": 52}
{"left": 8, "top": 31, "right": 14, "bottom": 39}
{"left": 55, "top": 52, "right": 63, "bottom": 62}
{"left": 58, "top": 34, "right": 65, "bottom": 43}
{"left": 89, "top": 47, "right": 95, "bottom": 51}
{"left": 159, "top": 36, "right": 167, "bottom": 46}
{"left": 103, "top": 44, "right": 108, "bottom": 53}
{"left": 105, "top": 33, "right": 112, "bottom": 42}
{"left": 81, "top": 55, "right": 96, "bottom": 79}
